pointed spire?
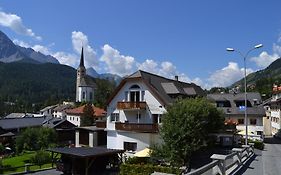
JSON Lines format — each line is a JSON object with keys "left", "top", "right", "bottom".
{"left": 79, "top": 47, "right": 85, "bottom": 67}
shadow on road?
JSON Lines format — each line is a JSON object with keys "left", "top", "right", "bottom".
{"left": 232, "top": 153, "right": 260, "bottom": 175}
{"left": 264, "top": 137, "right": 281, "bottom": 144}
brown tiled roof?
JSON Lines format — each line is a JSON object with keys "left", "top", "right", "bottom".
{"left": 66, "top": 105, "right": 106, "bottom": 117}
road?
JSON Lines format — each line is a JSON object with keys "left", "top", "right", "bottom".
{"left": 236, "top": 137, "right": 281, "bottom": 175}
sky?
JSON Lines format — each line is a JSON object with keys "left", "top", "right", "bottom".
{"left": 0, "top": 1, "right": 281, "bottom": 89}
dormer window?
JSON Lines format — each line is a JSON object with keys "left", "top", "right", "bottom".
{"left": 124, "top": 84, "right": 145, "bottom": 102}
{"left": 235, "top": 100, "right": 252, "bottom": 107}
{"left": 130, "top": 84, "right": 140, "bottom": 89}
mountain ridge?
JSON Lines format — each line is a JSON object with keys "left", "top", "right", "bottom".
{"left": 0, "top": 30, "right": 59, "bottom": 64}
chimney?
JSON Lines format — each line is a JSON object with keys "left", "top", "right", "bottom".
{"left": 175, "top": 75, "right": 179, "bottom": 81}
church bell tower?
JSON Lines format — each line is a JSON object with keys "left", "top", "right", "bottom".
{"left": 76, "top": 47, "right": 86, "bottom": 102}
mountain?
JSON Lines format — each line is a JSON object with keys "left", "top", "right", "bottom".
{"left": 86, "top": 67, "right": 122, "bottom": 84}
{"left": 0, "top": 30, "right": 59, "bottom": 64}
{"left": 231, "top": 58, "right": 281, "bottom": 98}
{"left": 17, "top": 46, "right": 59, "bottom": 64}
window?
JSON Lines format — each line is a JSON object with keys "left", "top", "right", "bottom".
{"left": 250, "top": 119, "right": 257, "bottom": 125}
{"left": 124, "top": 142, "right": 137, "bottom": 151}
{"left": 238, "top": 119, "right": 244, "bottom": 125}
{"left": 110, "top": 113, "right": 120, "bottom": 122}
{"left": 141, "top": 91, "right": 145, "bottom": 101}
{"left": 90, "top": 92, "right": 93, "bottom": 100}
{"left": 130, "top": 84, "right": 140, "bottom": 89}
{"left": 216, "top": 101, "right": 231, "bottom": 107}
{"left": 235, "top": 100, "right": 252, "bottom": 107}
{"left": 257, "top": 131, "right": 263, "bottom": 136}
{"left": 125, "top": 91, "right": 128, "bottom": 101}
{"left": 130, "top": 91, "right": 140, "bottom": 102}
{"left": 136, "top": 113, "right": 141, "bottom": 122}
{"left": 82, "top": 92, "right": 86, "bottom": 99}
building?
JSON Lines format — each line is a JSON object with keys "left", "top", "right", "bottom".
{"left": 40, "top": 105, "right": 58, "bottom": 117}
{"left": 268, "top": 85, "right": 281, "bottom": 135}
{"left": 207, "top": 92, "right": 265, "bottom": 140}
{"left": 105, "top": 70, "right": 204, "bottom": 154}
{"left": 43, "top": 118, "right": 76, "bottom": 145}
{"left": 65, "top": 105, "right": 106, "bottom": 127}
{"left": 53, "top": 103, "right": 74, "bottom": 119}
{"left": 76, "top": 47, "right": 96, "bottom": 102}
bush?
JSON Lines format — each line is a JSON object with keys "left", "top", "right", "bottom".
{"left": 253, "top": 141, "right": 264, "bottom": 150}
{"left": 120, "top": 164, "right": 180, "bottom": 175}
{"left": 30, "top": 150, "right": 51, "bottom": 168}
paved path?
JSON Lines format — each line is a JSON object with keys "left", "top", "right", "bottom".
{"left": 236, "top": 137, "right": 281, "bottom": 175}
{"left": 27, "top": 168, "right": 62, "bottom": 175}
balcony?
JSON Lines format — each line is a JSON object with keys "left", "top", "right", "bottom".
{"left": 95, "top": 120, "right": 106, "bottom": 128}
{"left": 117, "top": 102, "right": 146, "bottom": 110}
{"left": 115, "top": 122, "right": 158, "bottom": 133}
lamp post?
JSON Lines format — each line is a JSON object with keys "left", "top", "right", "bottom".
{"left": 226, "top": 44, "right": 263, "bottom": 145}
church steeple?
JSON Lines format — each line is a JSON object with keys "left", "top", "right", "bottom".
{"left": 79, "top": 47, "right": 85, "bottom": 68}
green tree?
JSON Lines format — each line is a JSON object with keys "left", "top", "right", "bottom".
{"left": 37, "top": 127, "right": 57, "bottom": 149}
{"left": 152, "top": 98, "right": 224, "bottom": 167}
{"left": 16, "top": 127, "right": 57, "bottom": 153}
{"left": 80, "top": 103, "right": 95, "bottom": 126}
{"left": 31, "top": 150, "right": 51, "bottom": 168}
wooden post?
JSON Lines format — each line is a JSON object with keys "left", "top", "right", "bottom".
{"left": 85, "top": 158, "right": 89, "bottom": 175}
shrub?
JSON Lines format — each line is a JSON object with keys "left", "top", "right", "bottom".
{"left": 120, "top": 163, "right": 180, "bottom": 175}
{"left": 30, "top": 150, "right": 51, "bottom": 168}
{"left": 253, "top": 141, "right": 264, "bottom": 150}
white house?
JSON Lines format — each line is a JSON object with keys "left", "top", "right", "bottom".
{"left": 40, "top": 105, "right": 58, "bottom": 117}
{"left": 268, "top": 85, "right": 281, "bottom": 135}
{"left": 53, "top": 102, "right": 74, "bottom": 119}
{"left": 207, "top": 92, "right": 265, "bottom": 140}
{"left": 105, "top": 70, "right": 204, "bottom": 154}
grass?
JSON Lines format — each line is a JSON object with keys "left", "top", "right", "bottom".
{"left": 1, "top": 151, "right": 54, "bottom": 174}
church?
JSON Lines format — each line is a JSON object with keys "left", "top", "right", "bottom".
{"left": 76, "top": 47, "right": 96, "bottom": 102}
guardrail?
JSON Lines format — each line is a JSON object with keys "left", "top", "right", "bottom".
{"left": 187, "top": 143, "right": 254, "bottom": 175}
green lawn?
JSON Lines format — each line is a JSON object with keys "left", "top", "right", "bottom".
{"left": 1, "top": 151, "right": 54, "bottom": 174}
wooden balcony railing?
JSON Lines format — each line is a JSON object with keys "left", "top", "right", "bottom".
{"left": 117, "top": 102, "right": 146, "bottom": 110}
{"left": 95, "top": 120, "right": 106, "bottom": 128}
{"left": 115, "top": 122, "right": 158, "bottom": 133}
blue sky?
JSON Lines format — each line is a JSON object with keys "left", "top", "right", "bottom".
{"left": 0, "top": 0, "right": 281, "bottom": 89}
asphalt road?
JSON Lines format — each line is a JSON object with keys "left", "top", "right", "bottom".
{"left": 236, "top": 137, "right": 281, "bottom": 175}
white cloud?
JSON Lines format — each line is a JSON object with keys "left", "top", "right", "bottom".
{"left": 100, "top": 44, "right": 136, "bottom": 76}
{"left": 207, "top": 62, "right": 254, "bottom": 88}
{"left": 250, "top": 51, "right": 279, "bottom": 69}
{"left": 0, "top": 11, "right": 41, "bottom": 40}
{"left": 52, "top": 51, "right": 78, "bottom": 67}
{"left": 32, "top": 45, "right": 51, "bottom": 55}
{"left": 72, "top": 31, "right": 98, "bottom": 70}
{"left": 13, "top": 39, "right": 30, "bottom": 48}
{"left": 138, "top": 59, "right": 158, "bottom": 73}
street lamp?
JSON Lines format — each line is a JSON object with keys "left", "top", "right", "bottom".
{"left": 226, "top": 44, "right": 263, "bottom": 145}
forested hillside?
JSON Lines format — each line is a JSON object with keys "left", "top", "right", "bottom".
{"left": 0, "top": 62, "right": 116, "bottom": 116}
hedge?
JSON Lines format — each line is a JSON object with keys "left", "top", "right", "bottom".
{"left": 120, "top": 163, "right": 180, "bottom": 175}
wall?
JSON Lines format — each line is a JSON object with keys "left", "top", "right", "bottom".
{"left": 77, "top": 86, "right": 94, "bottom": 102}
{"left": 106, "top": 79, "right": 166, "bottom": 129}
{"left": 67, "top": 114, "right": 80, "bottom": 126}
{"left": 107, "top": 130, "right": 162, "bottom": 152}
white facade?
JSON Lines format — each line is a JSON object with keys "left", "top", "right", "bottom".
{"left": 106, "top": 80, "right": 166, "bottom": 153}
{"left": 53, "top": 111, "right": 66, "bottom": 119}
{"left": 67, "top": 114, "right": 81, "bottom": 127}
{"left": 234, "top": 117, "right": 264, "bottom": 135}
{"left": 270, "top": 91, "right": 281, "bottom": 135}
{"left": 77, "top": 86, "right": 94, "bottom": 102}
